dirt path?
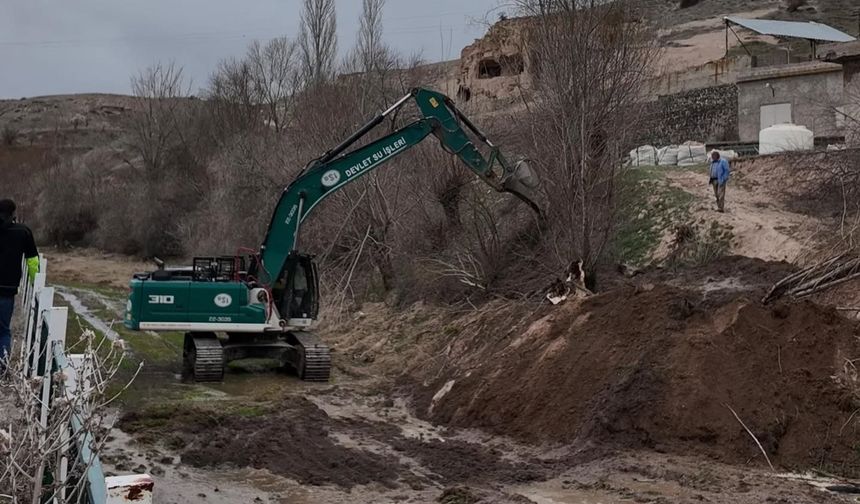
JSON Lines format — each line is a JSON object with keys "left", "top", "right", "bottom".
{"left": 660, "top": 167, "right": 823, "bottom": 263}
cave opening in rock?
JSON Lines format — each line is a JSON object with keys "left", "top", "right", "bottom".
{"left": 477, "top": 54, "right": 525, "bottom": 79}
{"left": 478, "top": 58, "right": 503, "bottom": 79}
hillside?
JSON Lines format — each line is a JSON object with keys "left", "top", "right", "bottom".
{"left": 645, "top": 0, "right": 857, "bottom": 32}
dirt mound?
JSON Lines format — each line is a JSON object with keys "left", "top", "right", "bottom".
{"left": 120, "top": 398, "right": 400, "bottom": 488}
{"left": 414, "top": 283, "right": 860, "bottom": 474}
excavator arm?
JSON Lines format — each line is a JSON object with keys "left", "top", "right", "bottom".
{"left": 125, "top": 87, "right": 542, "bottom": 383}
{"left": 258, "top": 87, "right": 542, "bottom": 285}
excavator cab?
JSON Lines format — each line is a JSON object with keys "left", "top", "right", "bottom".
{"left": 273, "top": 253, "right": 320, "bottom": 327}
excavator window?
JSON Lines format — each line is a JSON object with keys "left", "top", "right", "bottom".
{"left": 277, "top": 254, "right": 319, "bottom": 321}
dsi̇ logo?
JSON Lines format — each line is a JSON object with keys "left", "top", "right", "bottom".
{"left": 321, "top": 170, "right": 341, "bottom": 187}
{"left": 214, "top": 293, "right": 233, "bottom": 308}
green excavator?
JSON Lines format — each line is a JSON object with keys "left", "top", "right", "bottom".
{"left": 124, "top": 87, "right": 541, "bottom": 382}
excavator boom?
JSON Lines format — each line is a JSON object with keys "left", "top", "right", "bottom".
{"left": 259, "top": 87, "right": 542, "bottom": 286}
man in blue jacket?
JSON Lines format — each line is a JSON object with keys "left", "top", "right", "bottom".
{"left": 0, "top": 199, "right": 40, "bottom": 373}
{"left": 709, "top": 151, "right": 730, "bottom": 212}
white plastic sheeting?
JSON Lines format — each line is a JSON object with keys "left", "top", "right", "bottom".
{"left": 629, "top": 142, "right": 739, "bottom": 167}
{"left": 629, "top": 145, "right": 657, "bottom": 166}
{"left": 657, "top": 145, "right": 679, "bottom": 166}
{"left": 759, "top": 124, "right": 814, "bottom": 155}
{"left": 677, "top": 141, "right": 708, "bottom": 166}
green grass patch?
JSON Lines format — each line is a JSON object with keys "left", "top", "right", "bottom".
{"left": 53, "top": 295, "right": 115, "bottom": 355}
{"left": 117, "top": 328, "right": 182, "bottom": 365}
{"left": 612, "top": 165, "right": 695, "bottom": 266}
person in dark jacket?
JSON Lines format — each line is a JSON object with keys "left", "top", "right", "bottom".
{"left": 0, "top": 199, "right": 39, "bottom": 372}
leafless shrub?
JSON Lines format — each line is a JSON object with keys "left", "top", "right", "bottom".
{"left": 666, "top": 220, "right": 734, "bottom": 267}
{"left": 0, "top": 329, "right": 141, "bottom": 503}
{"left": 207, "top": 37, "right": 302, "bottom": 137}
{"left": 38, "top": 159, "right": 99, "bottom": 247}
{"left": 1, "top": 126, "right": 18, "bottom": 146}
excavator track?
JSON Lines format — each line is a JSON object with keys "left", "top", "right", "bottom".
{"left": 183, "top": 333, "right": 224, "bottom": 382}
{"left": 287, "top": 331, "right": 331, "bottom": 382}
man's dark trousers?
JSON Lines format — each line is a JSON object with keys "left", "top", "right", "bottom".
{"left": 0, "top": 295, "right": 13, "bottom": 370}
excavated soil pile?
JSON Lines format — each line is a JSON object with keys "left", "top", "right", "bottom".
{"left": 417, "top": 283, "right": 860, "bottom": 474}
{"left": 120, "top": 398, "right": 400, "bottom": 488}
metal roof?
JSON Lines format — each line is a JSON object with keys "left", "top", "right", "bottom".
{"left": 725, "top": 16, "right": 856, "bottom": 43}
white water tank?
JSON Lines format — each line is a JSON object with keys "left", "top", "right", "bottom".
{"left": 759, "top": 124, "right": 814, "bottom": 155}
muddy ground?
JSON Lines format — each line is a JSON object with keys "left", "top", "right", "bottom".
{"left": 49, "top": 256, "right": 860, "bottom": 504}
{"left": 104, "top": 379, "right": 858, "bottom": 504}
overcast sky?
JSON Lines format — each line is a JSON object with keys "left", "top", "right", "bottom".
{"left": 0, "top": 0, "right": 507, "bottom": 98}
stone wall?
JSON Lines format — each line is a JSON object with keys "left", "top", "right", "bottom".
{"left": 638, "top": 84, "right": 739, "bottom": 147}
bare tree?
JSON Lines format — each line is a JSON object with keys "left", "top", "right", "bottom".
{"left": 208, "top": 37, "right": 301, "bottom": 135}
{"left": 299, "top": 0, "right": 338, "bottom": 85}
{"left": 124, "top": 62, "right": 204, "bottom": 256}
{"left": 515, "top": 0, "right": 660, "bottom": 281}
{"left": 356, "top": 0, "right": 387, "bottom": 75}
{"left": 207, "top": 58, "right": 259, "bottom": 136}
{"left": 330, "top": 4, "right": 438, "bottom": 293}
{"left": 127, "top": 62, "right": 190, "bottom": 180}
{"left": 247, "top": 37, "right": 302, "bottom": 133}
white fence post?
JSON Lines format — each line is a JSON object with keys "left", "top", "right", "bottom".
{"left": 29, "top": 286, "right": 54, "bottom": 379}
{"left": 49, "top": 307, "right": 69, "bottom": 504}
{"left": 30, "top": 282, "right": 53, "bottom": 503}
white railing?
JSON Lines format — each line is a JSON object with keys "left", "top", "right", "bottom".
{"left": 17, "top": 255, "right": 154, "bottom": 504}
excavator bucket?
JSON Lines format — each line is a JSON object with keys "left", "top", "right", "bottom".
{"left": 501, "top": 160, "right": 545, "bottom": 224}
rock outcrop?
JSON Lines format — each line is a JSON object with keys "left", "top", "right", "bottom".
{"left": 456, "top": 18, "right": 532, "bottom": 105}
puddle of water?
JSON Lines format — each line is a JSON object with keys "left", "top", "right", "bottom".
{"left": 103, "top": 424, "right": 306, "bottom": 504}
{"left": 56, "top": 287, "right": 122, "bottom": 342}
